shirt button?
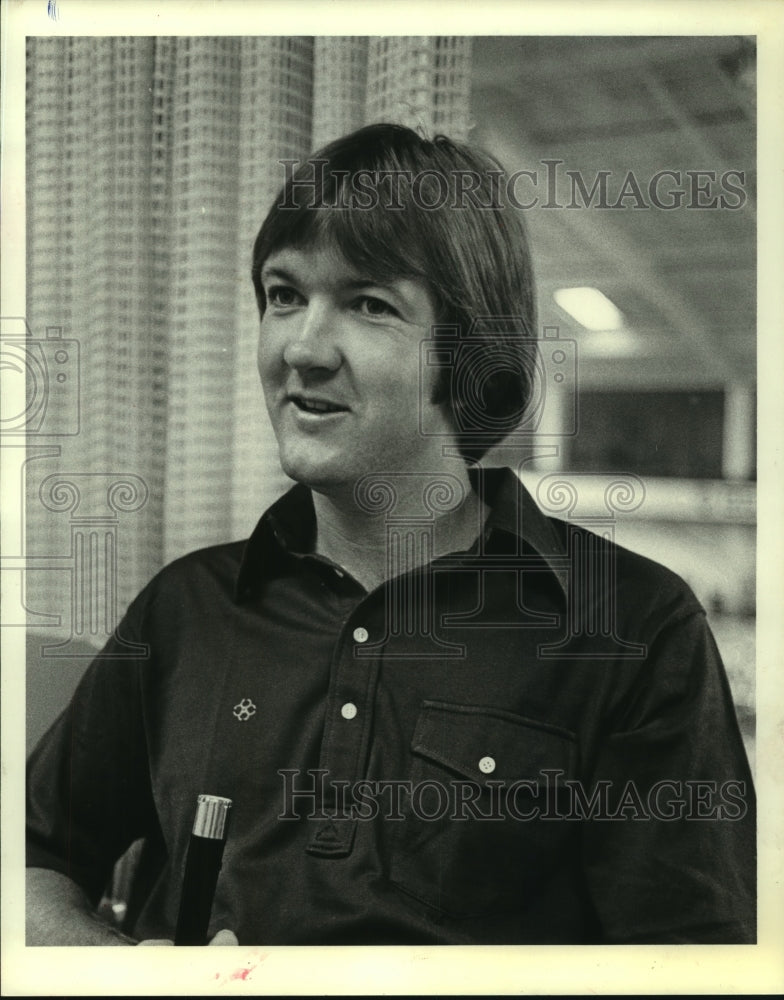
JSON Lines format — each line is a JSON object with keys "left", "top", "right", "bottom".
{"left": 478, "top": 756, "right": 496, "bottom": 774}
{"left": 341, "top": 702, "right": 358, "bottom": 720}
{"left": 353, "top": 627, "right": 369, "bottom": 643}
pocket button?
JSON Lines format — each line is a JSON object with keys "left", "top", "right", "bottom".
{"left": 478, "top": 755, "right": 496, "bottom": 774}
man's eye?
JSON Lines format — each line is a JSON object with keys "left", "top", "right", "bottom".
{"left": 356, "top": 296, "right": 398, "bottom": 318}
{"left": 267, "top": 286, "right": 302, "bottom": 307}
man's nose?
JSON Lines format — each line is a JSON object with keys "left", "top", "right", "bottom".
{"left": 282, "top": 301, "right": 341, "bottom": 372}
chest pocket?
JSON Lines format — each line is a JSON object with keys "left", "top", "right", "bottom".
{"left": 388, "top": 700, "right": 579, "bottom": 919}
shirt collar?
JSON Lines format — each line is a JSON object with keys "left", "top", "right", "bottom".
{"left": 235, "top": 467, "right": 568, "bottom": 600}
{"left": 468, "top": 466, "right": 569, "bottom": 595}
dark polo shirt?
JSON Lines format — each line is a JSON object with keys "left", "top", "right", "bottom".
{"left": 26, "top": 468, "right": 755, "bottom": 944}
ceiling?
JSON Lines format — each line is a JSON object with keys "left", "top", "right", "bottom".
{"left": 469, "top": 36, "right": 756, "bottom": 389}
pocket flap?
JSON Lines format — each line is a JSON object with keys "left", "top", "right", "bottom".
{"left": 410, "top": 700, "right": 578, "bottom": 784}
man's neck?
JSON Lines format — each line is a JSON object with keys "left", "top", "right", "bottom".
{"left": 311, "top": 464, "right": 487, "bottom": 592}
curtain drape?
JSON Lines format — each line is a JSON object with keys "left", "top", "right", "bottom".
{"left": 23, "top": 36, "right": 473, "bottom": 648}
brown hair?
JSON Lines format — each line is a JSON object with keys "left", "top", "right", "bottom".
{"left": 251, "top": 123, "right": 538, "bottom": 460}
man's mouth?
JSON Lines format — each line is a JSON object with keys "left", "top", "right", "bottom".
{"left": 288, "top": 394, "right": 349, "bottom": 415}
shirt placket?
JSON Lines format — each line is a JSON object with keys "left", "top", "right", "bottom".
{"left": 306, "top": 602, "right": 381, "bottom": 857}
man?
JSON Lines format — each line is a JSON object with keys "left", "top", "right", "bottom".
{"left": 26, "top": 124, "right": 755, "bottom": 945}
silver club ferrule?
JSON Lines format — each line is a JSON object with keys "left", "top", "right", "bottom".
{"left": 191, "top": 794, "right": 232, "bottom": 839}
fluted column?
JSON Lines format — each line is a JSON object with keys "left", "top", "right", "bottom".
{"left": 353, "top": 472, "right": 468, "bottom": 658}
{"left": 36, "top": 473, "right": 150, "bottom": 657}
{"left": 535, "top": 473, "right": 648, "bottom": 659}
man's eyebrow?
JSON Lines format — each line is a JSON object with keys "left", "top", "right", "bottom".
{"left": 260, "top": 265, "right": 402, "bottom": 294}
{"left": 341, "top": 277, "right": 399, "bottom": 292}
{"left": 260, "top": 265, "right": 297, "bottom": 282}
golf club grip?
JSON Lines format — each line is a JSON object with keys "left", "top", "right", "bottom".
{"left": 174, "top": 794, "right": 232, "bottom": 945}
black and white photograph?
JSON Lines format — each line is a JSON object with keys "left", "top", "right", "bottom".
{"left": 2, "top": 1, "right": 782, "bottom": 995}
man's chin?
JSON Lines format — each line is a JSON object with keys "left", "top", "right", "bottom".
{"left": 278, "top": 454, "right": 350, "bottom": 494}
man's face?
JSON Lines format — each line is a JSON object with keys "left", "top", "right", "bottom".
{"left": 257, "top": 241, "right": 456, "bottom": 495}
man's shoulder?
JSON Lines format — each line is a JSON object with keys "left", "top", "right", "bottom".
{"left": 549, "top": 516, "right": 705, "bottom": 627}
{"left": 158, "top": 538, "right": 248, "bottom": 581}
{"left": 138, "top": 538, "right": 250, "bottom": 608}
{"left": 484, "top": 468, "right": 704, "bottom": 629}
{"left": 162, "top": 538, "right": 248, "bottom": 573}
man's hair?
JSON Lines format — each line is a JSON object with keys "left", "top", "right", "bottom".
{"left": 251, "top": 122, "right": 537, "bottom": 461}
